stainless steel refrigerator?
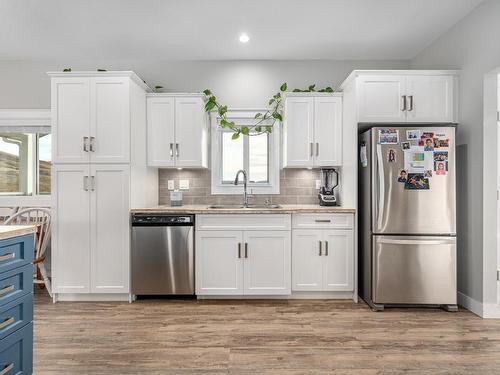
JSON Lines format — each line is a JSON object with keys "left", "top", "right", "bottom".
{"left": 358, "top": 126, "right": 457, "bottom": 311}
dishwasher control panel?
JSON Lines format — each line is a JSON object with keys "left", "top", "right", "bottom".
{"left": 132, "top": 214, "right": 194, "bottom": 225}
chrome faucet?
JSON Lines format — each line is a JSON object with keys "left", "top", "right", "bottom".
{"left": 234, "top": 169, "right": 250, "bottom": 207}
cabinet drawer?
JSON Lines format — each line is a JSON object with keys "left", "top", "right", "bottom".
{"left": 0, "top": 235, "right": 33, "bottom": 275}
{"left": 0, "top": 265, "right": 32, "bottom": 307}
{"left": 292, "top": 213, "right": 354, "bottom": 229}
{"left": 197, "top": 214, "right": 291, "bottom": 231}
{"left": 0, "top": 322, "right": 32, "bottom": 375}
{"left": 0, "top": 294, "right": 32, "bottom": 341}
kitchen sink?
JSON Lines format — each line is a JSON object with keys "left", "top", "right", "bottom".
{"left": 208, "top": 204, "right": 281, "bottom": 209}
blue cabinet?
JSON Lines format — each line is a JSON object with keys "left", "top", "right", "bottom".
{"left": 0, "top": 234, "right": 33, "bottom": 374}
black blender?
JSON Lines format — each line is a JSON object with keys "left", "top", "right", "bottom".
{"left": 318, "top": 168, "right": 339, "bottom": 206}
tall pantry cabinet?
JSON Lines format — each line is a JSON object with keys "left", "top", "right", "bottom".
{"left": 49, "top": 71, "right": 157, "bottom": 301}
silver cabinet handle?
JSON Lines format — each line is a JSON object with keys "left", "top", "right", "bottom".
{"left": 401, "top": 95, "right": 407, "bottom": 111}
{"left": 0, "top": 363, "right": 14, "bottom": 375}
{"left": 0, "top": 285, "right": 14, "bottom": 296}
{"left": 238, "top": 243, "right": 241, "bottom": 258}
{"left": 244, "top": 243, "right": 248, "bottom": 258}
{"left": 89, "top": 136, "right": 95, "bottom": 152}
{"left": 175, "top": 143, "right": 179, "bottom": 157}
{"left": 315, "top": 219, "right": 331, "bottom": 223}
{"left": 83, "top": 136, "right": 89, "bottom": 152}
{"left": 0, "top": 253, "right": 15, "bottom": 262}
{"left": 0, "top": 317, "right": 14, "bottom": 330}
{"left": 319, "top": 240, "right": 322, "bottom": 256}
{"left": 310, "top": 143, "right": 313, "bottom": 157}
{"left": 325, "top": 241, "right": 329, "bottom": 256}
{"left": 90, "top": 176, "right": 95, "bottom": 192}
{"left": 169, "top": 143, "right": 174, "bottom": 158}
{"left": 83, "top": 176, "right": 89, "bottom": 191}
{"left": 408, "top": 95, "right": 414, "bottom": 111}
{"left": 316, "top": 143, "right": 319, "bottom": 157}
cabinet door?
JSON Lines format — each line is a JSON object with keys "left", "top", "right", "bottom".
{"left": 357, "top": 75, "right": 407, "bottom": 123}
{"left": 283, "top": 97, "right": 314, "bottom": 167}
{"left": 90, "top": 77, "right": 130, "bottom": 163}
{"left": 90, "top": 165, "right": 130, "bottom": 293}
{"left": 52, "top": 164, "right": 90, "bottom": 293}
{"left": 323, "top": 230, "right": 354, "bottom": 291}
{"left": 243, "top": 231, "right": 291, "bottom": 295}
{"left": 314, "top": 96, "right": 343, "bottom": 166}
{"left": 406, "top": 75, "right": 455, "bottom": 123}
{"left": 196, "top": 231, "right": 243, "bottom": 295}
{"left": 292, "top": 230, "right": 323, "bottom": 291}
{"left": 175, "top": 97, "right": 207, "bottom": 168}
{"left": 51, "top": 77, "right": 90, "bottom": 164}
{"left": 147, "top": 97, "right": 175, "bottom": 167}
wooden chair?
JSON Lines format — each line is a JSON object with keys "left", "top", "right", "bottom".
{"left": 5, "top": 208, "right": 52, "bottom": 297}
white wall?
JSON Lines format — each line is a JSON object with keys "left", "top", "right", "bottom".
{"left": 411, "top": 0, "right": 500, "bottom": 310}
{"left": 0, "top": 59, "right": 409, "bottom": 109}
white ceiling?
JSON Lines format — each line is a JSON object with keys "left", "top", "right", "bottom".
{"left": 0, "top": 0, "right": 484, "bottom": 61}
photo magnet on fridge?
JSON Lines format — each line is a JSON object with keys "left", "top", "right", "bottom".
{"left": 378, "top": 129, "right": 399, "bottom": 144}
{"left": 424, "top": 170, "right": 433, "bottom": 178}
{"left": 387, "top": 149, "right": 396, "bottom": 163}
{"left": 401, "top": 142, "right": 411, "bottom": 150}
{"left": 421, "top": 132, "right": 434, "bottom": 139}
{"left": 397, "top": 170, "right": 408, "bottom": 183}
{"left": 434, "top": 161, "right": 448, "bottom": 175}
{"left": 405, "top": 173, "right": 430, "bottom": 190}
{"left": 421, "top": 138, "right": 434, "bottom": 151}
{"left": 433, "top": 151, "right": 448, "bottom": 162}
{"left": 406, "top": 130, "right": 420, "bottom": 140}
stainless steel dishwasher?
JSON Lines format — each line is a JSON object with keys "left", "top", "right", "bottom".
{"left": 131, "top": 213, "right": 194, "bottom": 295}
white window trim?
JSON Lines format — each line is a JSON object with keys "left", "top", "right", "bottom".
{"left": 0, "top": 109, "right": 51, "bottom": 207}
{"left": 210, "top": 109, "right": 280, "bottom": 195}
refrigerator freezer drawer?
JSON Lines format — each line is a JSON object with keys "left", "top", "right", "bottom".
{"left": 372, "top": 235, "right": 456, "bottom": 305}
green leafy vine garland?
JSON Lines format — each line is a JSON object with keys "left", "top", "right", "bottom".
{"left": 202, "top": 83, "right": 335, "bottom": 139}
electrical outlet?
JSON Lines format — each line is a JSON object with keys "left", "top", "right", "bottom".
{"left": 167, "top": 180, "right": 175, "bottom": 190}
{"left": 315, "top": 180, "right": 321, "bottom": 190}
{"left": 179, "top": 179, "right": 189, "bottom": 190}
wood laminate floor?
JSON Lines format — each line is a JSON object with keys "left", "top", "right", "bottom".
{"left": 34, "top": 293, "right": 500, "bottom": 374}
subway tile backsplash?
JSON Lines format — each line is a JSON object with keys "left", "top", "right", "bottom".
{"left": 158, "top": 169, "right": 321, "bottom": 205}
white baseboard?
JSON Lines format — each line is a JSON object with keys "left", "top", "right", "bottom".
{"left": 457, "top": 292, "right": 500, "bottom": 318}
{"left": 54, "top": 293, "right": 130, "bottom": 302}
{"left": 197, "top": 291, "right": 355, "bottom": 300}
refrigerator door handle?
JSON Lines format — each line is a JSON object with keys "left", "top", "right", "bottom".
{"left": 375, "top": 144, "right": 385, "bottom": 231}
{"left": 378, "top": 238, "right": 454, "bottom": 245}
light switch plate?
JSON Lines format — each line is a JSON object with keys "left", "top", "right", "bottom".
{"left": 315, "top": 180, "right": 321, "bottom": 190}
{"left": 167, "top": 180, "right": 175, "bottom": 190}
{"left": 179, "top": 179, "right": 189, "bottom": 190}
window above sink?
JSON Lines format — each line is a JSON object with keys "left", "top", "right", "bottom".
{"left": 210, "top": 110, "right": 280, "bottom": 195}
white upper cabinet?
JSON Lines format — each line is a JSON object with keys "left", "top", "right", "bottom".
{"left": 146, "top": 94, "right": 208, "bottom": 168}
{"left": 49, "top": 72, "right": 145, "bottom": 164}
{"left": 175, "top": 97, "right": 207, "bottom": 167}
{"left": 314, "top": 96, "right": 343, "bottom": 166}
{"left": 406, "top": 75, "right": 455, "bottom": 123}
{"left": 349, "top": 71, "right": 459, "bottom": 123}
{"left": 357, "top": 75, "right": 407, "bottom": 123}
{"left": 147, "top": 97, "right": 175, "bottom": 167}
{"left": 51, "top": 77, "right": 91, "bottom": 164}
{"left": 90, "top": 77, "right": 130, "bottom": 163}
{"left": 283, "top": 94, "right": 343, "bottom": 168}
{"left": 283, "top": 97, "right": 314, "bottom": 167}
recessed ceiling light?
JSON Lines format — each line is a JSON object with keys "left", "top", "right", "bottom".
{"left": 239, "top": 33, "right": 250, "bottom": 43}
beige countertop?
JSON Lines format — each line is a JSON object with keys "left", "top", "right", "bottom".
{"left": 0, "top": 225, "right": 37, "bottom": 240}
{"left": 131, "top": 204, "right": 356, "bottom": 214}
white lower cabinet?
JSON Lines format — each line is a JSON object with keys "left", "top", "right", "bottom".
{"left": 196, "top": 231, "right": 244, "bottom": 295}
{"left": 195, "top": 215, "right": 291, "bottom": 296}
{"left": 292, "top": 224, "right": 354, "bottom": 292}
{"left": 53, "top": 164, "right": 130, "bottom": 294}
